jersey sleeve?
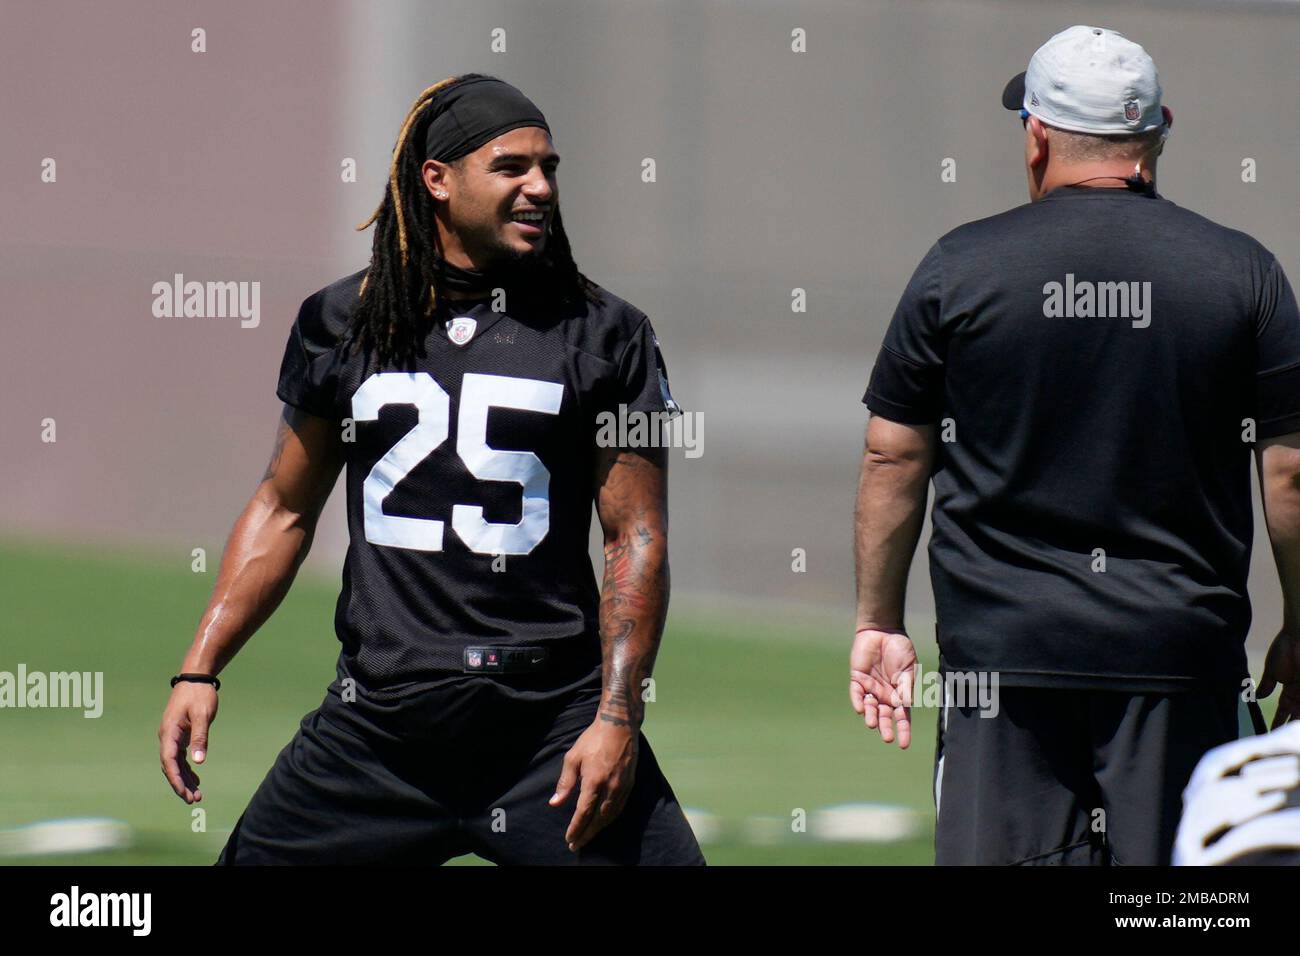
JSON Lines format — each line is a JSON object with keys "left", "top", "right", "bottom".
{"left": 615, "top": 315, "right": 681, "bottom": 417}
{"left": 862, "top": 241, "right": 945, "bottom": 424}
{"left": 276, "top": 290, "right": 344, "bottom": 420}
{"left": 1254, "top": 256, "right": 1300, "bottom": 439}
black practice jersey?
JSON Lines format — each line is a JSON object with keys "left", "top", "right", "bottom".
{"left": 276, "top": 268, "right": 677, "bottom": 693}
{"left": 865, "top": 186, "right": 1300, "bottom": 691}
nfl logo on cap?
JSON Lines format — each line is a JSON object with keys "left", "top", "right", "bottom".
{"left": 1004, "top": 26, "right": 1164, "bottom": 135}
{"left": 447, "top": 316, "right": 477, "bottom": 346}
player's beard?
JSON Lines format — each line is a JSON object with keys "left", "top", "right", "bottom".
{"left": 443, "top": 210, "right": 551, "bottom": 291}
{"left": 482, "top": 220, "right": 549, "bottom": 277}
{"left": 499, "top": 243, "right": 540, "bottom": 265}
{"left": 496, "top": 243, "right": 552, "bottom": 296}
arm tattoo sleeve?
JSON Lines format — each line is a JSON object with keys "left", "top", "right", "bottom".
{"left": 596, "top": 449, "right": 669, "bottom": 729}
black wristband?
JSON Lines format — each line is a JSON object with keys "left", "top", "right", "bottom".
{"left": 171, "top": 673, "right": 220, "bottom": 691}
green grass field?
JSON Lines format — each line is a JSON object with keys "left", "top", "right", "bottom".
{"left": 0, "top": 537, "right": 939, "bottom": 865}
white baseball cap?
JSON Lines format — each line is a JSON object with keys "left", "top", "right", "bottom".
{"left": 1002, "top": 25, "right": 1164, "bottom": 135}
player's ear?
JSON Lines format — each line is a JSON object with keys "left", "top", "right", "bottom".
{"left": 422, "top": 159, "right": 452, "bottom": 202}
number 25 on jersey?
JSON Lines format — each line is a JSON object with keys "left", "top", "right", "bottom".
{"left": 351, "top": 372, "right": 563, "bottom": 556}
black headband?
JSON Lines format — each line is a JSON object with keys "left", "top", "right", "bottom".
{"left": 424, "top": 75, "right": 551, "bottom": 163}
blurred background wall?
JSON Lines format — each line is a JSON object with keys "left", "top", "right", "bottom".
{"left": 3, "top": 0, "right": 1299, "bottom": 662}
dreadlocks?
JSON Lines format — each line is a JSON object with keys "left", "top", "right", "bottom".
{"left": 350, "top": 74, "right": 601, "bottom": 369}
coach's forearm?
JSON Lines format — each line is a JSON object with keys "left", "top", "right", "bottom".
{"left": 1262, "top": 479, "right": 1300, "bottom": 632}
{"left": 597, "top": 525, "right": 668, "bottom": 730}
{"left": 854, "top": 447, "right": 931, "bottom": 632}
{"left": 1258, "top": 439, "right": 1300, "bottom": 631}
{"left": 179, "top": 485, "right": 318, "bottom": 676}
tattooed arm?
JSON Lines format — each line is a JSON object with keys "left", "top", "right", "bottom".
{"left": 595, "top": 445, "right": 670, "bottom": 726}
{"left": 159, "top": 405, "right": 344, "bottom": 803}
{"left": 549, "top": 445, "right": 669, "bottom": 852}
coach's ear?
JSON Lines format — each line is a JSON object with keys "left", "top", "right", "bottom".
{"left": 1026, "top": 115, "right": 1050, "bottom": 172}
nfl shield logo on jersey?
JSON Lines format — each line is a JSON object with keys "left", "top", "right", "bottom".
{"left": 466, "top": 649, "right": 483, "bottom": 669}
{"left": 446, "top": 316, "right": 477, "bottom": 346}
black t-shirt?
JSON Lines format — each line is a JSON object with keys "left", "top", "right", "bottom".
{"left": 277, "top": 268, "right": 678, "bottom": 695}
{"left": 864, "top": 185, "right": 1300, "bottom": 691}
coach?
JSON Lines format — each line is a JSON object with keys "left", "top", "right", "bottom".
{"left": 851, "top": 26, "right": 1300, "bottom": 865}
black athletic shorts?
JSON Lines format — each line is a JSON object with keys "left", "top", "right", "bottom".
{"left": 217, "top": 664, "right": 705, "bottom": 865}
{"left": 932, "top": 682, "right": 1266, "bottom": 866}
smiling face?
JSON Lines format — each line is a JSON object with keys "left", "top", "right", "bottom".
{"left": 422, "top": 126, "right": 560, "bottom": 269}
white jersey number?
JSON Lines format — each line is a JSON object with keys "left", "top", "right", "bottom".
{"left": 351, "top": 372, "right": 563, "bottom": 555}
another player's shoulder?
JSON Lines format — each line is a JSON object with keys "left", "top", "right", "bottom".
{"left": 292, "top": 267, "right": 367, "bottom": 350}
{"left": 562, "top": 280, "right": 654, "bottom": 363}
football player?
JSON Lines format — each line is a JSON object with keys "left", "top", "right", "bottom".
{"left": 158, "top": 74, "right": 703, "bottom": 865}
